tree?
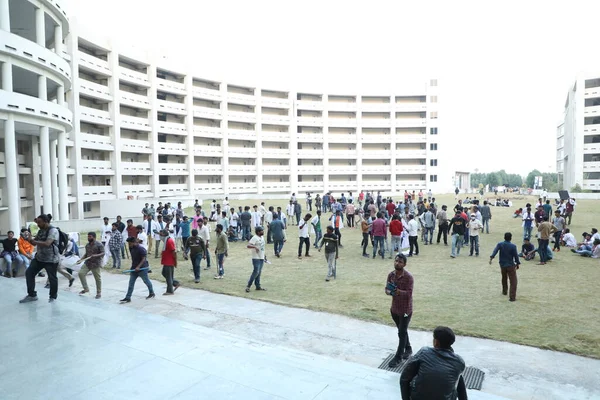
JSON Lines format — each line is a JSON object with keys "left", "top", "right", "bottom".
{"left": 487, "top": 172, "right": 499, "bottom": 187}
{"left": 526, "top": 169, "right": 542, "bottom": 188}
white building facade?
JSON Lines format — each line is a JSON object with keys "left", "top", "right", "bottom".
{"left": 2, "top": 0, "right": 449, "bottom": 228}
{"left": 558, "top": 74, "right": 600, "bottom": 192}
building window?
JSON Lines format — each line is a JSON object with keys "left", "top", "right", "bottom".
{"left": 430, "top": 175, "right": 438, "bottom": 182}
{"left": 430, "top": 111, "right": 438, "bottom": 119}
{"left": 430, "top": 127, "right": 438, "bottom": 135}
{"left": 430, "top": 96, "right": 438, "bottom": 103}
{"left": 159, "top": 175, "right": 169, "bottom": 184}
{"left": 430, "top": 159, "right": 438, "bottom": 167}
{"left": 83, "top": 202, "right": 92, "bottom": 212}
{"left": 158, "top": 155, "right": 168, "bottom": 163}
{"left": 430, "top": 143, "right": 438, "bottom": 151}
{"left": 430, "top": 79, "right": 438, "bottom": 87}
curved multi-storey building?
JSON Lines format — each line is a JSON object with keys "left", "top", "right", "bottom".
{"left": 1, "top": 0, "right": 72, "bottom": 231}
{"left": 2, "top": 3, "right": 445, "bottom": 226}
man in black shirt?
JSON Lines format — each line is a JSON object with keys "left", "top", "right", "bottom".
{"left": 119, "top": 237, "right": 155, "bottom": 303}
{"left": 1, "top": 231, "right": 25, "bottom": 277}
{"left": 448, "top": 211, "right": 466, "bottom": 258}
{"left": 400, "top": 326, "right": 467, "bottom": 400}
{"left": 240, "top": 206, "right": 253, "bottom": 241}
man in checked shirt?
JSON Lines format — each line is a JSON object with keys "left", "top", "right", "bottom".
{"left": 385, "top": 253, "right": 414, "bottom": 368}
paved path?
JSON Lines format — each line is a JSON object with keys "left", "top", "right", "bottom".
{"left": 3, "top": 273, "right": 600, "bottom": 399}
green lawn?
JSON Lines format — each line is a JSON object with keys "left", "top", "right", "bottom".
{"left": 104, "top": 194, "right": 600, "bottom": 359}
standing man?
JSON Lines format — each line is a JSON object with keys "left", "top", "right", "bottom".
{"left": 251, "top": 205, "right": 262, "bottom": 229}
{"left": 480, "top": 200, "right": 492, "bottom": 234}
{"left": 100, "top": 217, "right": 112, "bottom": 248}
{"left": 116, "top": 215, "right": 127, "bottom": 259}
{"left": 468, "top": 213, "right": 483, "bottom": 257}
{"left": 543, "top": 200, "right": 553, "bottom": 219}
{"left": 400, "top": 327, "right": 467, "bottom": 400}
{"left": 489, "top": 232, "right": 520, "bottom": 301}
{"left": 161, "top": 229, "right": 179, "bottom": 295}
{"left": 311, "top": 210, "right": 323, "bottom": 248}
{"left": 318, "top": 225, "right": 339, "bottom": 281}
{"left": 436, "top": 205, "right": 449, "bottom": 246}
{"left": 108, "top": 223, "right": 123, "bottom": 269}
{"left": 246, "top": 226, "right": 267, "bottom": 292}
{"left": 119, "top": 237, "right": 155, "bottom": 303}
{"left": 270, "top": 213, "right": 285, "bottom": 258}
{"left": 265, "top": 206, "right": 274, "bottom": 244}
{"left": 331, "top": 209, "right": 344, "bottom": 247}
{"left": 372, "top": 212, "right": 387, "bottom": 259}
{"left": 286, "top": 200, "right": 296, "bottom": 226}
{"left": 423, "top": 207, "right": 436, "bottom": 245}
{"left": 294, "top": 201, "right": 302, "bottom": 228}
{"left": 298, "top": 213, "right": 312, "bottom": 259}
{"left": 565, "top": 198, "right": 576, "bottom": 225}
{"left": 522, "top": 206, "right": 535, "bottom": 240}
{"left": 385, "top": 253, "right": 414, "bottom": 368}
{"left": 179, "top": 216, "right": 191, "bottom": 259}
{"left": 78, "top": 232, "right": 105, "bottom": 299}
{"left": 214, "top": 224, "right": 228, "bottom": 279}
{"left": 537, "top": 216, "right": 558, "bottom": 266}
{"left": 185, "top": 229, "right": 206, "bottom": 283}
{"left": 448, "top": 210, "right": 466, "bottom": 258}
{"left": 240, "top": 206, "right": 253, "bottom": 241}
{"left": 361, "top": 216, "right": 371, "bottom": 258}
{"left": 136, "top": 225, "right": 148, "bottom": 251}
{"left": 19, "top": 214, "right": 60, "bottom": 303}
{"left": 198, "top": 218, "right": 211, "bottom": 270}
{"left": 406, "top": 214, "right": 419, "bottom": 257}
{"left": 154, "top": 214, "right": 166, "bottom": 258}
{"left": 552, "top": 210, "right": 566, "bottom": 252}
{"left": 143, "top": 215, "right": 157, "bottom": 254}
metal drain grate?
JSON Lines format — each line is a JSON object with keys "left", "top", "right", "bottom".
{"left": 378, "top": 354, "right": 485, "bottom": 390}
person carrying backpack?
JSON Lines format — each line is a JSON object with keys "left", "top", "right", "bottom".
{"left": 20, "top": 214, "right": 61, "bottom": 303}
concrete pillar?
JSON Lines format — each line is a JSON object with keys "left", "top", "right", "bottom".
{"left": 2, "top": 61, "right": 12, "bottom": 91}
{"left": 38, "top": 75, "right": 47, "bottom": 101}
{"left": 31, "top": 136, "right": 41, "bottom": 216}
{"left": 0, "top": 0, "right": 10, "bottom": 31}
{"left": 56, "top": 85, "right": 65, "bottom": 106}
{"left": 58, "top": 130, "right": 69, "bottom": 220}
{"left": 255, "top": 87, "right": 263, "bottom": 195}
{"left": 35, "top": 7, "right": 45, "bottom": 47}
{"left": 40, "top": 127, "right": 53, "bottom": 215}
{"left": 4, "top": 117, "right": 21, "bottom": 231}
{"left": 54, "top": 23, "right": 63, "bottom": 55}
{"left": 184, "top": 75, "right": 195, "bottom": 195}
{"left": 50, "top": 139, "right": 59, "bottom": 220}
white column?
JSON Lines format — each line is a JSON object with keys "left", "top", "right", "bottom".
{"left": 255, "top": 87, "right": 263, "bottom": 195}
{"left": 35, "top": 7, "right": 45, "bottom": 47}
{"left": 4, "top": 117, "right": 21, "bottom": 231}
{"left": 184, "top": 75, "right": 195, "bottom": 195}
{"left": 58, "top": 131, "right": 69, "bottom": 220}
{"left": 40, "top": 127, "right": 53, "bottom": 215}
{"left": 0, "top": 0, "right": 10, "bottom": 31}
{"left": 56, "top": 85, "right": 65, "bottom": 106}
{"left": 38, "top": 75, "right": 47, "bottom": 101}
{"left": 50, "top": 140, "right": 59, "bottom": 219}
{"left": 54, "top": 23, "right": 63, "bottom": 55}
{"left": 31, "top": 136, "right": 42, "bottom": 216}
{"left": 2, "top": 61, "right": 12, "bottom": 91}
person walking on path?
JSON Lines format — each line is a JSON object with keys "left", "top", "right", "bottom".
{"left": 298, "top": 213, "right": 312, "bottom": 259}
{"left": 552, "top": 210, "right": 566, "bottom": 252}
{"left": 537, "top": 216, "right": 558, "bottom": 265}
{"left": 78, "top": 232, "right": 105, "bottom": 299}
{"left": 468, "top": 213, "right": 483, "bottom": 256}
{"left": 361, "top": 217, "right": 370, "bottom": 258}
{"left": 406, "top": 215, "right": 419, "bottom": 257}
{"left": 372, "top": 212, "right": 387, "bottom": 259}
{"left": 448, "top": 210, "right": 466, "bottom": 258}
{"left": 185, "top": 229, "right": 206, "bottom": 283}
{"left": 214, "top": 224, "right": 228, "bottom": 279}
{"left": 19, "top": 214, "right": 60, "bottom": 303}
{"left": 436, "top": 205, "right": 449, "bottom": 245}
{"left": 109, "top": 223, "right": 123, "bottom": 269}
{"left": 318, "top": 226, "right": 339, "bottom": 281}
{"left": 480, "top": 200, "right": 492, "bottom": 234}
{"left": 161, "top": 229, "right": 179, "bottom": 295}
{"left": 489, "top": 232, "right": 520, "bottom": 301}
{"left": 400, "top": 326, "right": 467, "bottom": 400}
{"left": 385, "top": 253, "right": 414, "bottom": 368}
{"left": 119, "top": 237, "right": 155, "bottom": 303}
{"left": 246, "top": 226, "right": 267, "bottom": 292}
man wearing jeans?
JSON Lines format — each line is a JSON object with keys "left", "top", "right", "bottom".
{"left": 108, "top": 223, "right": 123, "bottom": 269}
{"left": 298, "top": 213, "right": 312, "bottom": 259}
{"left": 240, "top": 206, "right": 253, "bottom": 241}
{"left": 551, "top": 210, "right": 565, "bottom": 252}
{"left": 423, "top": 207, "right": 435, "bottom": 245}
{"left": 372, "top": 212, "right": 387, "bottom": 259}
{"left": 406, "top": 214, "right": 419, "bottom": 257}
{"left": 490, "top": 232, "right": 520, "bottom": 301}
{"left": 185, "top": 229, "right": 206, "bottom": 283}
{"left": 270, "top": 214, "right": 285, "bottom": 258}
{"left": 468, "top": 214, "right": 482, "bottom": 256}
{"left": 480, "top": 200, "right": 492, "bottom": 234}
{"left": 214, "top": 224, "right": 228, "bottom": 279}
{"left": 246, "top": 226, "right": 266, "bottom": 292}
{"left": 522, "top": 206, "right": 535, "bottom": 240}
{"left": 119, "top": 237, "right": 155, "bottom": 303}
{"left": 385, "top": 253, "right": 414, "bottom": 368}
{"left": 436, "top": 205, "right": 449, "bottom": 245}
{"left": 311, "top": 210, "right": 322, "bottom": 248}
{"left": 448, "top": 210, "right": 466, "bottom": 258}
{"left": 536, "top": 216, "right": 557, "bottom": 266}
{"left": 389, "top": 215, "right": 403, "bottom": 255}
{"left": 161, "top": 230, "right": 179, "bottom": 295}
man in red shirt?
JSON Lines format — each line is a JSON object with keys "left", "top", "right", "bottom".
{"left": 386, "top": 199, "right": 396, "bottom": 219}
{"left": 160, "top": 229, "right": 179, "bottom": 295}
{"left": 389, "top": 215, "right": 403, "bottom": 255}
{"left": 385, "top": 253, "right": 414, "bottom": 368}
{"left": 460, "top": 207, "right": 470, "bottom": 246}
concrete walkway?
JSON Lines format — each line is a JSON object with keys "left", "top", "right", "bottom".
{"left": 3, "top": 273, "right": 600, "bottom": 399}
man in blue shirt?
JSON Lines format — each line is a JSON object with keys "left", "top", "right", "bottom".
{"left": 180, "top": 216, "right": 191, "bottom": 260}
{"left": 489, "top": 232, "right": 520, "bottom": 301}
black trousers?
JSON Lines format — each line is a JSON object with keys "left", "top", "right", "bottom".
{"left": 347, "top": 214, "right": 355, "bottom": 227}
{"left": 26, "top": 259, "right": 58, "bottom": 299}
{"left": 437, "top": 222, "right": 448, "bottom": 244}
{"left": 361, "top": 232, "right": 369, "bottom": 255}
{"left": 409, "top": 236, "right": 419, "bottom": 255}
{"left": 161, "top": 266, "right": 179, "bottom": 293}
{"left": 334, "top": 228, "right": 342, "bottom": 245}
{"left": 298, "top": 237, "right": 310, "bottom": 256}
{"left": 391, "top": 312, "right": 412, "bottom": 359}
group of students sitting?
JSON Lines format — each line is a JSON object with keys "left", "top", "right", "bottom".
{"left": 519, "top": 228, "right": 600, "bottom": 260}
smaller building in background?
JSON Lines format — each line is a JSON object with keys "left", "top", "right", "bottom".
{"left": 558, "top": 74, "right": 600, "bottom": 192}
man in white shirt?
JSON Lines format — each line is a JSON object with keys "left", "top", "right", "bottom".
{"left": 259, "top": 202, "right": 267, "bottom": 225}
{"left": 246, "top": 226, "right": 266, "bottom": 292}
{"left": 252, "top": 205, "right": 262, "bottom": 228}
{"left": 101, "top": 217, "right": 112, "bottom": 247}
{"left": 142, "top": 215, "right": 158, "bottom": 253}
{"left": 407, "top": 214, "right": 420, "bottom": 257}
{"left": 198, "top": 219, "right": 211, "bottom": 270}
{"left": 136, "top": 225, "right": 148, "bottom": 250}
{"left": 562, "top": 228, "right": 576, "bottom": 247}
{"left": 298, "top": 213, "right": 311, "bottom": 259}
{"left": 286, "top": 201, "right": 296, "bottom": 226}
{"left": 222, "top": 197, "right": 229, "bottom": 210}
{"left": 265, "top": 206, "right": 274, "bottom": 244}
{"left": 229, "top": 207, "right": 239, "bottom": 239}
{"left": 153, "top": 214, "right": 167, "bottom": 258}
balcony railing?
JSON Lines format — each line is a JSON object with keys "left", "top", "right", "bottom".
{"left": 81, "top": 160, "right": 113, "bottom": 175}
{"left": 262, "top": 183, "right": 291, "bottom": 192}
{"left": 262, "top": 148, "right": 290, "bottom": 158}
{"left": 397, "top": 149, "right": 427, "bottom": 158}
{"left": 79, "top": 80, "right": 111, "bottom": 101}
{"left": 193, "top": 126, "right": 223, "bottom": 138}
{"left": 121, "top": 138, "right": 152, "bottom": 153}
{"left": 81, "top": 185, "right": 114, "bottom": 197}
{"left": 78, "top": 51, "right": 111, "bottom": 76}
{"left": 121, "top": 162, "right": 152, "bottom": 174}
{"left": 228, "top": 165, "right": 258, "bottom": 175}
{"left": 157, "top": 79, "right": 186, "bottom": 94}
{"left": 157, "top": 99, "right": 187, "bottom": 115}
{"left": 80, "top": 133, "right": 113, "bottom": 149}
{"left": 79, "top": 106, "right": 112, "bottom": 126}
{"left": 120, "top": 92, "right": 151, "bottom": 109}
{"left": 193, "top": 106, "right": 222, "bottom": 119}
{"left": 157, "top": 121, "right": 187, "bottom": 135}
{"left": 158, "top": 165, "right": 189, "bottom": 174}
{"left": 192, "top": 87, "right": 222, "bottom": 101}
{"left": 193, "top": 165, "right": 223, "bottom": 174}
{"left": 227, "top": 147, "right": 257, "bottom": 157}
{"left": 194, "top": 183, "right": 224, "bottom": 192}
{"left": 122, "top": 185, "right": 153, "bottom": 195}
{"left": 121, "top": 115, "right": 151, "bottom": 131}
{"left": 158, "top": 143, "right": 187, "bottom": 154}
{"left": 194, "top": 145, "right": 223, "bottom": 156}
{"left": 158, "top": 183, "right": 189, "bottom": 193}
{"left": 119, "top": 67, "right": 150, "bottom": 87}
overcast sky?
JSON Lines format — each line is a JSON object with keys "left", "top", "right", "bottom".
{"left": 67, "top": 0, "right": 600, "bottom": 175}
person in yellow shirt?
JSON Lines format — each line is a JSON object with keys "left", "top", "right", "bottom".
{"left": 18, "top": 229, "right": 35, "bottom": 271}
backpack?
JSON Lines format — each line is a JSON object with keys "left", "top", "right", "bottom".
{"left": 56, "top": 228, "right": 70, "bottom": 255}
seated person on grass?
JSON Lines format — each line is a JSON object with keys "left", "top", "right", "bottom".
{"left": 561, "top": 228, "right": 577, "bottom": 248}
{"left": 574, "top": 233, "right": 593, "bottom": 252}
{"left": 227, "top": 226, "right": 238, "bottom": 242}
{"left": 519, "top": 238, "right": 536, "bottom": 260}
{"left": 513, "top": 208, "right": 523, "bottom": 218}
{"left": 571, "top": 239, "right": 600, "bottom": 257}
